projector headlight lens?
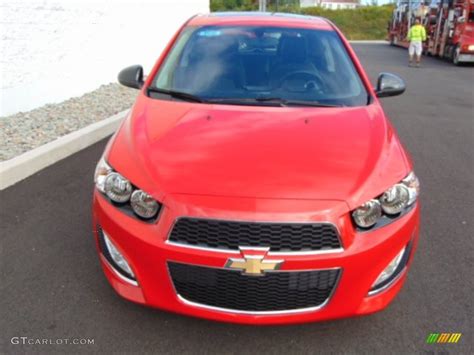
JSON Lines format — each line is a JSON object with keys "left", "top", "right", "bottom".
{"left": 379, "top": 184, "right": 410, "bottom": 215}
{"left": 352, "top": 199, "right": 382, "bottom": 229}
{"left": 130, "top": 190, "right": 160, "bottom": 219}
{"left": 104, "top": 172, "right": 133, "bottom": 203}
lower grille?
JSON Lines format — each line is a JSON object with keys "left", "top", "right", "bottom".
{"left": 168, "top": 262, "right": 340, "bottom": 313}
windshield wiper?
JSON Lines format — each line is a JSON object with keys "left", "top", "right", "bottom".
{"left": 147, "top": 90, "right": 342, "bottom": 107}
{"left": 255, "top": 97, "right": 342, "bottom": 107}
{"left": 147, "top": 87, "right": 206, "bottom": 103}
{"left": 206, "top": 97, "right": 341, "bottom": 107}
{"left": 206, "top": 97, "right": 285, "bottom": 106}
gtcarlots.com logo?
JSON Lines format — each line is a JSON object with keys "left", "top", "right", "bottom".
{"left": 11, "top": 337, "right": 95, "bottom": 345}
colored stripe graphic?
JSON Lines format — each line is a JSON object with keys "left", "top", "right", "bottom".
{"left": 448, "top": 333, "right": 462, "bottom": 343}
{"left": 426, "top": 333, "right": 462, "bottom": 344}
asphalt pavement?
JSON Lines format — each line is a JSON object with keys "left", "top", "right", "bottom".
{"left": 1, "top": 44, "right": 473, "bottom": 354}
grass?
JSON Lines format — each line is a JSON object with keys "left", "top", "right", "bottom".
{"left": 299, "top": 6, "right": 394, "bottom": 40}
{"left": 210, "top": 1, "right": 394, "bottom": 40}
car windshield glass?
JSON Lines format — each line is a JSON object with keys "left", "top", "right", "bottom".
{"left": 152, "top": 25, "right": 368, "bottom": 107}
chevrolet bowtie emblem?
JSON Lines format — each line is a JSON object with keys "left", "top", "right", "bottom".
{"left": 225, "top": 247, "right": 283, "bottom": 276}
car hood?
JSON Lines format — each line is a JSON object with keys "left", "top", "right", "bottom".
{"left": 109, "top": 95, "right": 409, "bottom": 209}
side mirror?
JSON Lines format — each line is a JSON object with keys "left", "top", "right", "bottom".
{"left": 457, "top": 16, "right": 465, "bottom": 24}
{"left": 118, "top": 65, "right": 144, "bottom": 89}
{"left": 375, "top": 72, "right": 406, "bottom": 98}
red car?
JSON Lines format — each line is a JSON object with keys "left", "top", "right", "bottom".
{"left": 92, "top": 13, "right": 420, "bottom": 324}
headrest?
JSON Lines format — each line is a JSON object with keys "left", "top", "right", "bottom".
{"left": 277, "top": 35, "right": 307, "bottom": 63}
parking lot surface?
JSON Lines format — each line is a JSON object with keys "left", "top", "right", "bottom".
{"left": 1, "top": 44, "right": 473, "bottom": 354}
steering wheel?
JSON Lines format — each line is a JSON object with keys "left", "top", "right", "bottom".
{"left": 278, "top": 71, "right": 326, "bottom": 93}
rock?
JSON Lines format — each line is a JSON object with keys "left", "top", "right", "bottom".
{"left": 0, "top": 83, "right": 137, "bottom": 161}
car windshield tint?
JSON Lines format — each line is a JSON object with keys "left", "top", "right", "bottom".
{"left": 153, "top": 26, "right": 368, "bottom": 107}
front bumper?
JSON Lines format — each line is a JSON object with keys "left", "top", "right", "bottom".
{"left": 458, "top": 53, "right": 474, "bottom": 63}
{"left": 92, "top": 191, "right": 420, "bottom": 325}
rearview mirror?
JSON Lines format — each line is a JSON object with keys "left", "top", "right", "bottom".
{"left": 118, "top": 65, "right": 144, "bottom": 89}
{"left": 375, "top": 73, "right": 406, "bottom": 98}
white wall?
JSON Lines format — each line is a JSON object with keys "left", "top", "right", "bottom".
{"left": 300, "top": 0, "right": 319, "bottom": 7}
{"left": 301, "top": 0, "right": 358, "bottom": 9}
{"left": 0, "top": 0, "right": 209, "bottom": 116}
{"left": 321, "top": 2, "right": 358, "bottom": 9}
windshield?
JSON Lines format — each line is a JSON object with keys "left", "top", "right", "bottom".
{"left": 152, "top": 26, "right": 368, "bottom": 107}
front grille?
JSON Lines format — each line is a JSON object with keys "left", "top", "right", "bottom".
{"left": 168, "top": 218, "right": 341, "bottom": 252}
{"left": 169, "top": 262, "right": 340, "bottom": 312}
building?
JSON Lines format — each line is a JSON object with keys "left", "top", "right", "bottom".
{"left": 300, "top": 0, "right": 360, "bottom": 9}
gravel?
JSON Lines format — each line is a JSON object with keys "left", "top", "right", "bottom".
{"left": 0, "top": 83, "right": 137, "bottom": 161}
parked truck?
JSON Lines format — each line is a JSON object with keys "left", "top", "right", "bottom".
{"left": 388, "top": 0, "right": 474, "bottom": 64}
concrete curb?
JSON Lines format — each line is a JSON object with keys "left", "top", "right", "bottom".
{"left": 349, "top": 40, "right": 388, "bottom": 44}
{"left": 0, "top": 110, "right": 129, "bottom": 190}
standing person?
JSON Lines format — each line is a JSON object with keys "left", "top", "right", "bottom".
{"left": 407, "top": 18, "right": 427, "bottom": 67}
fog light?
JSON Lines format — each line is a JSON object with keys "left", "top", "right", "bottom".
{"left": 102, "top": 231, "right": 135, "bottom": 279}
{"left": 370, "top": 246, "right": 406, "bottom": 293}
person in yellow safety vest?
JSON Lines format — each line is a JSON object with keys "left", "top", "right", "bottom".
{"left": 407, "top": 18, "right": 427, "bottom": 67}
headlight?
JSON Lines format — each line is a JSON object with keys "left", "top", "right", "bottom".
{"left": 352, "top": 199, "right": 382, "bottom": 229}
{"left": 104, "top": 172, "right": 133, "bottom": 203}
{"left": 130, "top": 190, "right": 160, "bottom": 219}
{"left": 468, "top": 44, "right": 474, "bottom": 51}
{"left": 352, "top": 171, "right": 419, "bottom": 230}
{"left": 402, "top": 171, "right": 420, "bottom": 206}
{"left": 94, "top": 157, "right": 112, "bottom": 193}
{"left": 94, "top": 157, "right": 161, "bottom": 220}
{"left": 379, "top": 184, "right": 409, "bottom": 215}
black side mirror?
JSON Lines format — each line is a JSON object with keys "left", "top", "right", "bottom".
{"left": 375, "top": 72, "right": 406, "bottom": 98}
{"left": 118, "top": 65, "right": 144, "bottom": 89}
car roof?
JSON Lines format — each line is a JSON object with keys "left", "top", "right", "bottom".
{"left": 188, "top": 12, "right": 334, "bottom": 31}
